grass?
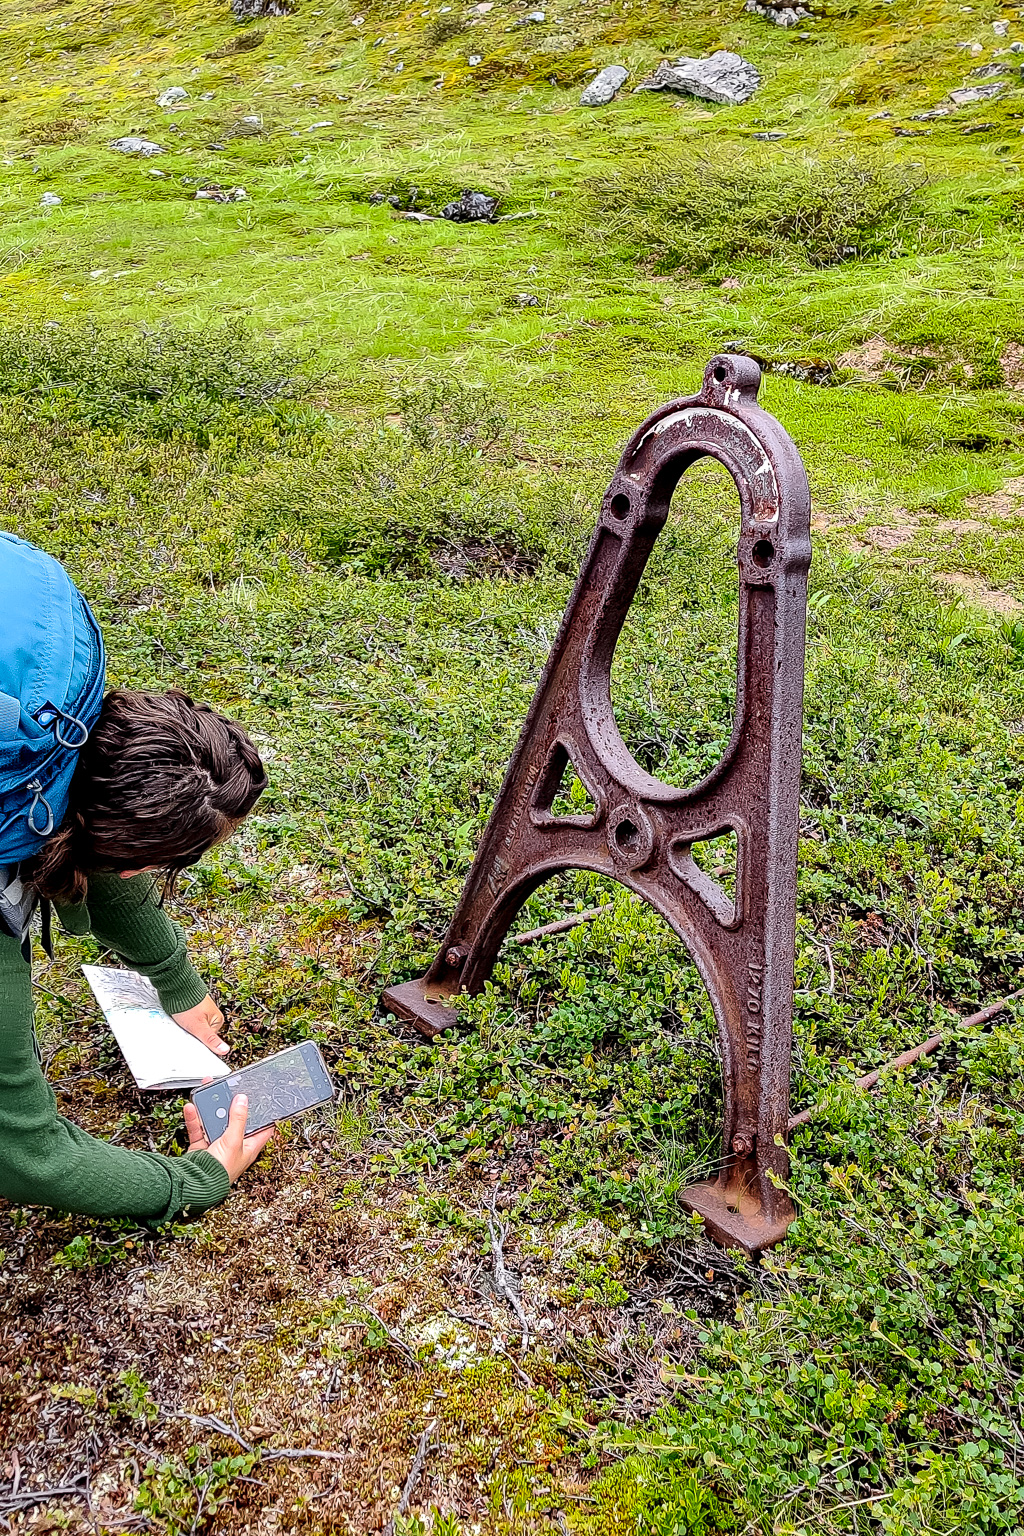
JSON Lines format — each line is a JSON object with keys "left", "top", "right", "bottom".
{"left": 2, "top": 0, "right": 1024, "bottom": 1531}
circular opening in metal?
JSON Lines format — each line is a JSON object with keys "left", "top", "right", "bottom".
{"left": 752, "top": 538, "right": 775, "bottom": 568}
{"left": 614, "top": 817, "right": 641, "bottom": 851}
{"left": 610, "top": 493, "right": 630, "bottom": 519}
{"left": 713, "top": 364, "right": 728, "bottom": 382}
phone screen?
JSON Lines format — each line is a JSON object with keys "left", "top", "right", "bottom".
{"left": 226, "top": 1050, "right": 324, "bottom": 1127}
{"left": 192, "top": 1043, "right": 333, "bottom": 1139}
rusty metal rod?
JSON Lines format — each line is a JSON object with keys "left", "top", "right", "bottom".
{"left": 787, "top": 985, "right": 1024, "bottom": 1132}
{"left": 512, "top": 902, "right": 617, "bottom": 945}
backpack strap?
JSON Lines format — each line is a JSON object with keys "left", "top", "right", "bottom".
{"left": 0, "top": 862, "right": 39, "bottom": 961}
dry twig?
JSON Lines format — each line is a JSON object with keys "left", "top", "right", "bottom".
{"left": 0, "top": 1473, "right": 91, "bottom": 1522}
{"left": 360, "top": 1305, "right": 421, "bottom": 1369}
{"left": 167, "top": 1411, "right": 347, "bottom": 1464}
{"left": 487, "top": 1192, "right": 531, "bottom": 1351}
{"left": 382, "top": 1421, "right": 436, "bottom": 1536}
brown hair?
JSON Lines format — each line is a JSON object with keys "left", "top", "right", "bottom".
{"left": 25, "top": 689, "right": 268, "bottom": 905}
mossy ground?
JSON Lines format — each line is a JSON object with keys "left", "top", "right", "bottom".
{"left": 2, "top": 0, "right": 1024, "bottom": 1531}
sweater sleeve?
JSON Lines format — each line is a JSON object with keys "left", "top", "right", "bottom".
{"left": 0, "top": 930, "right": 230, "bottom": 1220}
{"left": 56, "top": 872, "right": 209, "bottom": 1016}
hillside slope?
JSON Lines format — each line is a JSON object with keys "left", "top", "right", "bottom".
{"left": 1, "top": 0, "right": 1024, "bottom": 1533}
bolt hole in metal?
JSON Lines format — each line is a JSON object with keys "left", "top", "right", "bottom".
{"left": 614, "top": 817, "right": 641, "bottom": 851}
{"left": 610, "top": 492, "right": 630, "bottom": 519}
{"left": 752, "top": 538, "right": 775, "bottom": 568}
{"left": 713, "top": 364, "right": 728, "bottom": 382}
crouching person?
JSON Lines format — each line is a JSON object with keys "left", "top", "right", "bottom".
{"left": 0, "top": 531, "right": 274, "bottom": 1221}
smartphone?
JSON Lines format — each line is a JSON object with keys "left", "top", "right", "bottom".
{"left": 190, "top": 1041, "right": 334, "bottom": 1140}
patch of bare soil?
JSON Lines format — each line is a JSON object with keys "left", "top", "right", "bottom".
{"left": 858, "top": 523, "right": 920, "bottom": 552}
{"left": 965, "top": 476, "right": 1024, "bottom": 520}
{"left": 836, "top": 336, "right": 971, "bottom": 389}
{"left": 1, "top": 1127, "right": 737, "bottom": 1534}
{"left": 933, "top": 571, "right": 1023, "bottom": 615}
{"left": 999, "top": 342, "right": 1024, "bottom": 391}
{"left": 432, "top": 542, "right": 538, "bottom": 581}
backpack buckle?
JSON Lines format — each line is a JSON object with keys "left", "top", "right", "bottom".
{"left": 34, "top": 702, "right": 90, "bottom": 749}
{"left": 26, "top": 779, "right": 55, "bottom": 838}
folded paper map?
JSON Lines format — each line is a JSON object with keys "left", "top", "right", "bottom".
{"left": 83, "top": 964, "right": 232, "bottom": 1091}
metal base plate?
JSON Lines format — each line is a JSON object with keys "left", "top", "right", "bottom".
{"left": 681, "top": 1179, "right": 795, "bottom": 1258}
{"left": 381, "top": 978, "right": 458, "bottom": 1038}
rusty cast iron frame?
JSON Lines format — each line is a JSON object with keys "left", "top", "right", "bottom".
{"left": 382, "top": 354, "right": 811, "bottom": 1256}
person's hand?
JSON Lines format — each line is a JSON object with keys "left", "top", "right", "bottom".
{"left": 173, "top": 994, "right": 229, "bottom": 1057}
{"left": 183, "top": 1094, "right": 275, "bottom": 1182}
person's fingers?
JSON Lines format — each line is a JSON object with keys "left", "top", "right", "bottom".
{"left": 182, "top": 1102, "right": 210, "bottom": 1151}
{"left": 222, "top": 1093, "right": 250, "bottom": 1153}
{"left": 206, "top": 1005, "right": 226, "bottom": 1034}
{"left": 241, "top": 1125, "right": 276, "bottom": 1164}
{"left": 178, "top": 1015, "right": 230, "bottom": 1056}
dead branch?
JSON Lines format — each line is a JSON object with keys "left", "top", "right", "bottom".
{"left": 359, "top": 1305, "right": 422, "bottom": 1369}
{"left": 382, "top": 1421, "right": 436, "bottom": 1536}
{"left": 512, "top": 902, "right": 616, "bottom": 945}
{"left": 167, "top": 1411, "right": 347, "bottom": 1464}
{"left": 487, "top": 1192, "right": 531, "bottom": 1351}
{"left": 0, "top": 1474, "right": 90, "bottom": 1519}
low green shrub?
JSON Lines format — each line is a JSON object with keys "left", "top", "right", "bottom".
{"left": 0, "top": 322, "right": 317, "bottom": 444}
{"left": 243, "top": 376, "right": 562, "bottom": 577}
{"left": 588, "top": 153, "right": 927, "bottom": 275}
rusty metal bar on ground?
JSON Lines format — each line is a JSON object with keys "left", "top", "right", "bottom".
{"left": 512, "top": 902, "right": 619, "bottom": 945}
{"left": 383, "top": 353, "right": 812, "bottom": 1258}
{"left": 787, "top": 986, "right": 1024, "bottom": 1132}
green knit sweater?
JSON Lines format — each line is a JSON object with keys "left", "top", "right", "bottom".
{"left": 0, "top": 872, "right": 230, "bottom": 1221}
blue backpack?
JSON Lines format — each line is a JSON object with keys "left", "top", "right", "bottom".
{"left": 0, "top": 532, "right": 106, "bottom": 863}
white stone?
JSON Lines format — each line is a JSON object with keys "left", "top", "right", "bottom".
{"left": 110, "top": 136, "right": 165, "bottom": 155}
{"left": 634, "top": 50, "right": 760, "bottom": 106}
{"left": 579, "top": 64, "right": 629, "bottom": 105}
{"left": 195, "top": 185, "right": 248, "bottom": 202}
{"left": 949, "top": 80, "right": 1005, "bottom": 103}
{"left": 156, "top": 86, "right": 188, "bottom": 106}
{"left": 40, "top": 191, "right": 62, "bottom": 207}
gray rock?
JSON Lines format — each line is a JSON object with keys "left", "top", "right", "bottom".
{"left": 441, "top": 189, "right": 500, "bottom": 222}
{"left": 634, "top": 50, "right": 761, "bottom": 105}
{"left": 580, "top": 64, "right": 629, "bottom": 105}
{"left": 513, "top": 292, "right": 539, "bottom": 305}
{"left": 231, "top": 0, "right": 293, "bottom": 18}
{"left": 195, "top": 185, "right": 248, "bottom": 201}
{"left": 744, "top": 0, "right": 811, "bottom": 25}
{"left": 752, "top": 130, "right": 786, "bottom": 139}
{"left": 949, "top": 80, "right": 1005, "bottom": 104}
{"left": 156, "top": 86, "right": 188, "bottom": 106}
{"left": 40, "top": 191, "right": 62, "bottom": 208}
{"left": 109, "top": 136, "right": 165, "bottom": 155}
